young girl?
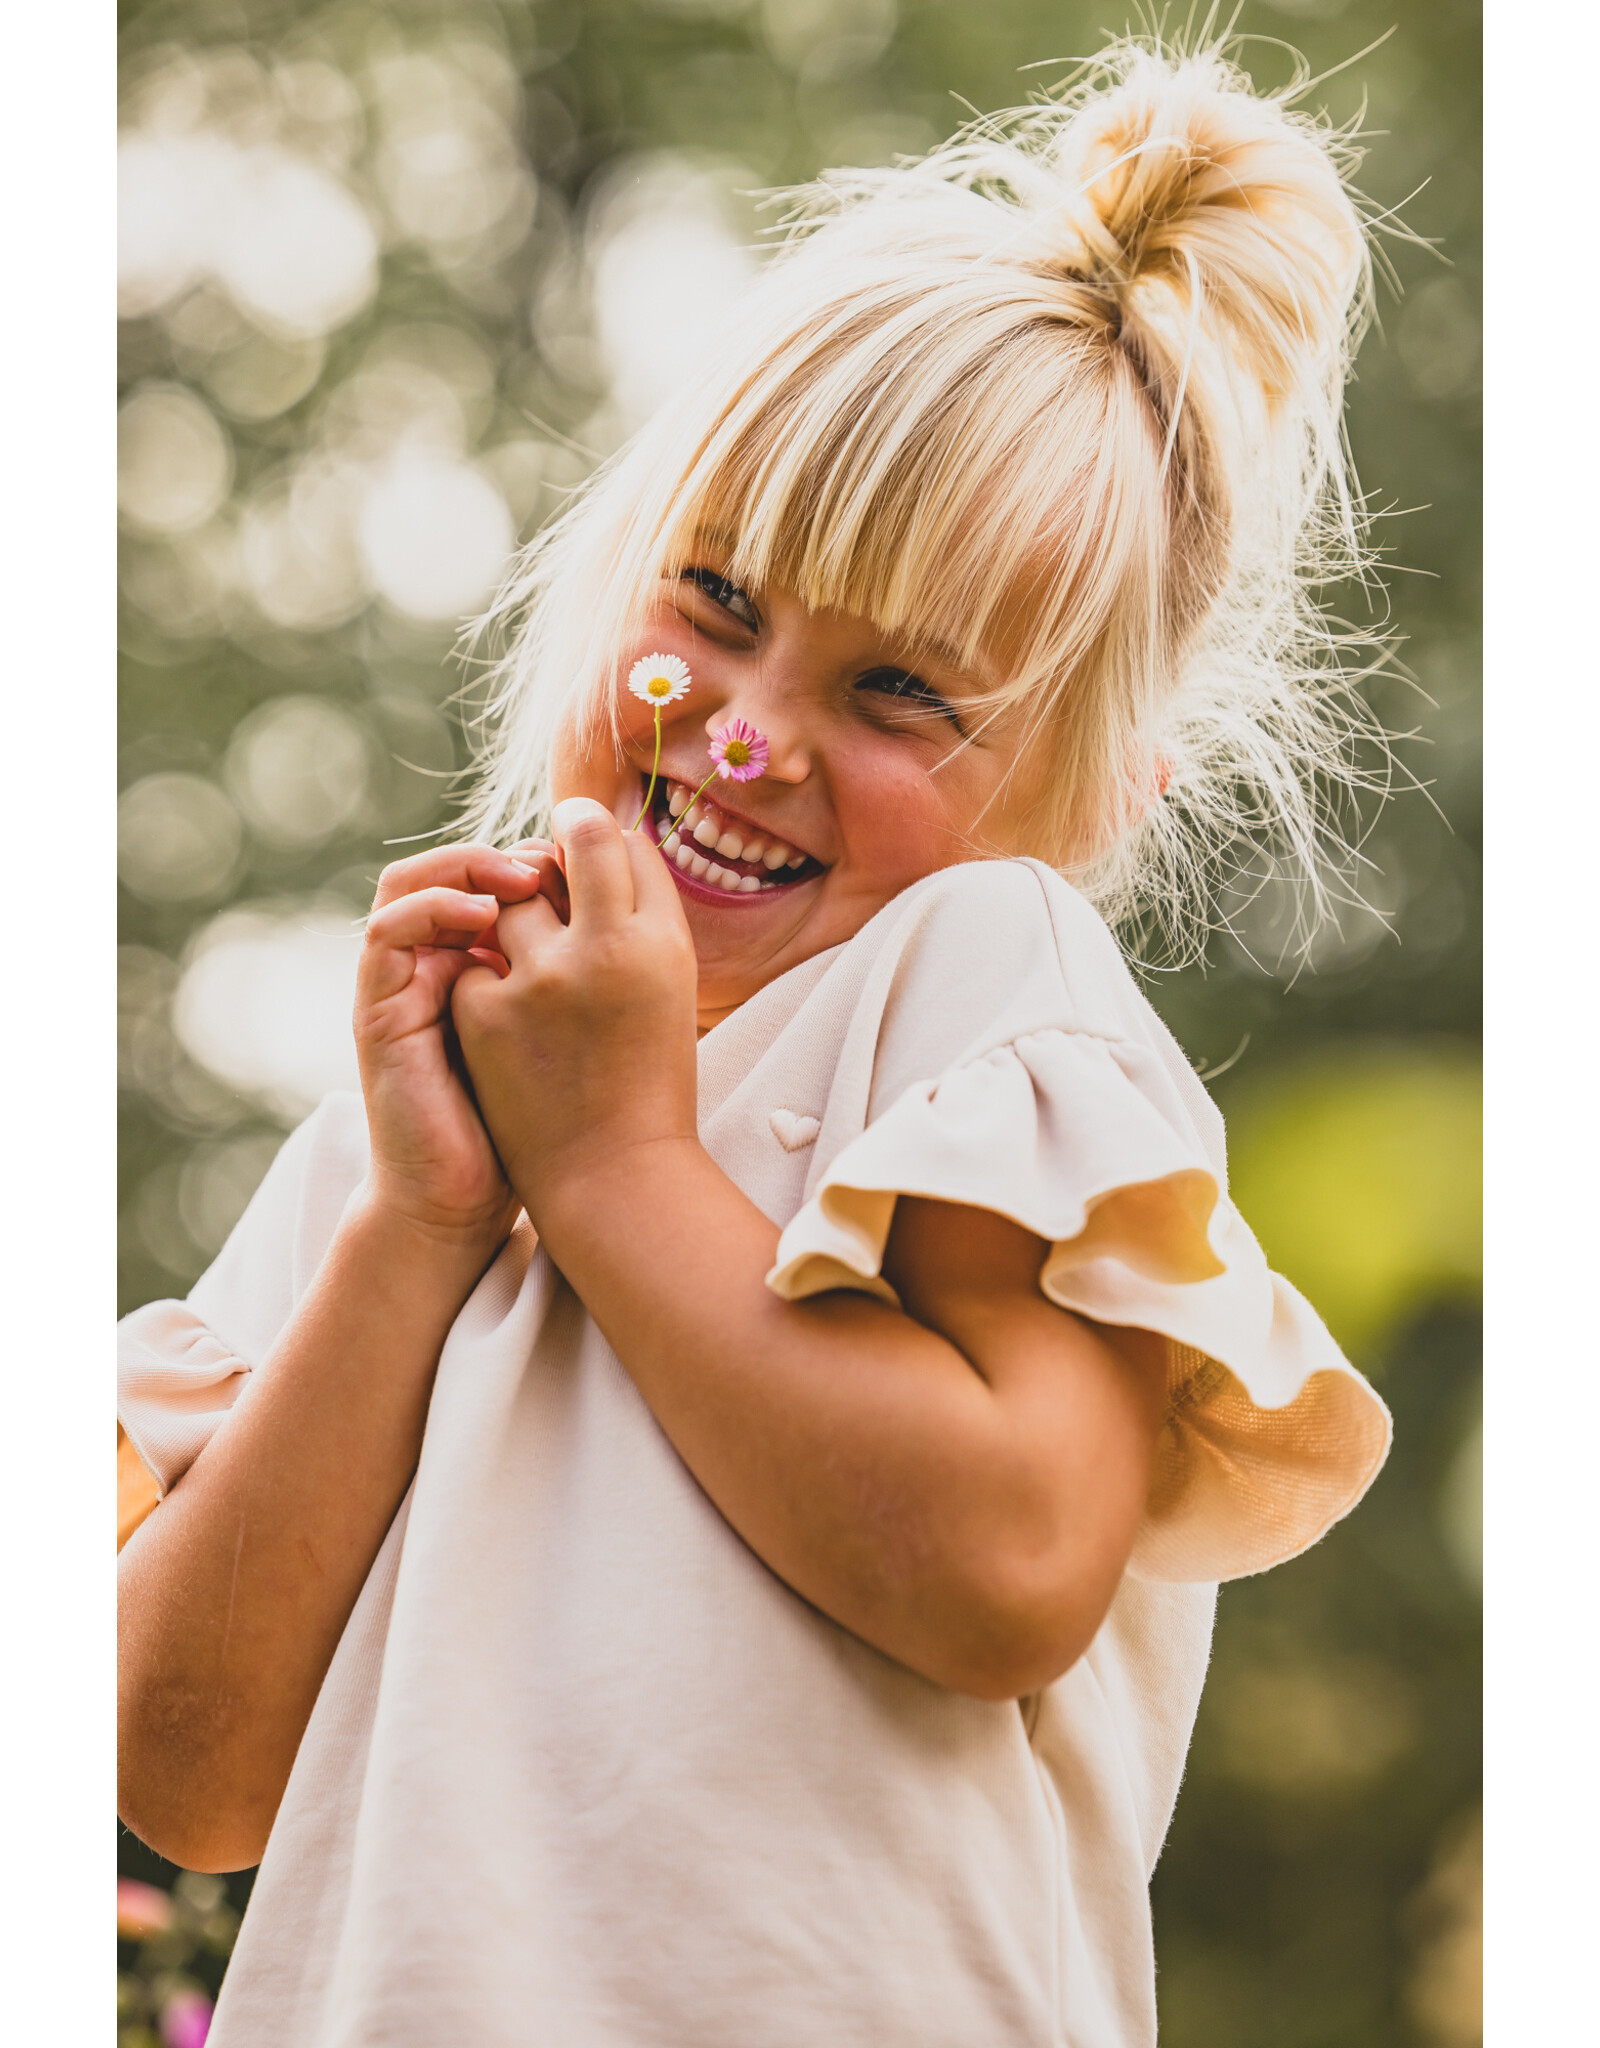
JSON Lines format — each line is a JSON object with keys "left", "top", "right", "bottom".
{"left": 118, "top": 39, "right": 1394, "bottom": 2047}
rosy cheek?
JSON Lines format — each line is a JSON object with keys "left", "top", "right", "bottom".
{"left": 830, "top": 750, "right": 959, "bottom": 885}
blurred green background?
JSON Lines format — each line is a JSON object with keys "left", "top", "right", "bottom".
{"left": 116, "top": 1, "right": 1480, "bottom": 2043}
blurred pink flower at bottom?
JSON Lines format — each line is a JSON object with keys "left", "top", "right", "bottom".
{"left": 117, "top": 1878, "right": 173, "bottom": 1940}
{"left": 160, "top": 1986, "right": 214, "bottom": 2048}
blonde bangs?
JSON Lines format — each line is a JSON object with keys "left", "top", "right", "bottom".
{"left": 679, "top": 299, "right": 1126, "bottom": 651}
{"left": 685, "top": 306, "right": 1104, "bottom": 675}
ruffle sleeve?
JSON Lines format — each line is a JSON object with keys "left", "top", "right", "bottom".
{"left": 766, "top": 1028, "right": 1391, "bottom": 1584}
{"left": 118, "top": 1091, "right": 370, "bottom": 1500}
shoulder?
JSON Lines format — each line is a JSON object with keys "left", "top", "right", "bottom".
{"left": 862, "top": 858, "right": 1161, "bottom": 1055}
{"left": 186, "top": 1090, "right": 370, "bottom": 1347}
{"left": 245, "top": 1089, "right": 371, "bottom": 1233}
{"left": 286, "top": 1087, "right": 371, "bottom": 1188}
{"left": 824, "top": 862, "right": 1223, "bottom": 1171}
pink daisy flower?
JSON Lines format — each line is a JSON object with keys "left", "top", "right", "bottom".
{"left": 708, "top": 719, "right": 769, "bottom": 783}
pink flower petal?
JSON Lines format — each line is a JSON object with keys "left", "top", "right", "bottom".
{"left": 707, "top": 718, "right": 770, "bottom": 783}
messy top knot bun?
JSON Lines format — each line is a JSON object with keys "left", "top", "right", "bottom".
{"left": 1037, "top": 47, "right": 1365, "bottom": 399}
{"left": 467, "top": 34, "right": 1394, "bottom": 964}
{"left": 1009, "top": 47, "right": 1371, "bottom": 665}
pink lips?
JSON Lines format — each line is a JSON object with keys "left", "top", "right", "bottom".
{"left": 660, "top": 849, "right": 816, "bottom": 906}
{"left": 655, "top": 823, "right": 819, "bottom": 913}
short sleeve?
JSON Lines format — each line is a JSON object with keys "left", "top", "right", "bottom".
{"left": 118, "top": 1092, "right": 370, "bottom": 1498}
{"left": 766, "top": 1028, "right": 1390, "bottom": 1583}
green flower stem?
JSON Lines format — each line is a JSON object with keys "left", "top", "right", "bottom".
{"left": 629, "top": 707, "right": 665, "bottom": 833}
{"left": 650, "top": 765, "right": 726, "bottom": 848}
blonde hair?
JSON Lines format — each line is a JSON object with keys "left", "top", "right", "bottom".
{"left": 458, "top": 31, "right": 1396, "bottom": 963}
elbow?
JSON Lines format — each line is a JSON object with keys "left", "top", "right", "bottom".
{"left": 117, "top": 1761, "right": 271, "bottom": 1874}
{"left": 117, "top": 1687, "right": 273, "bottom": 1874}
{"left": 923, "top": 1537, "right": 1127, "bottom": 1703}
{"left": 119, "top": 1802, "right": 267, "bottom": 1877}
{"left": 932, "top": 1622, "right": 1098, "bottom": 1705}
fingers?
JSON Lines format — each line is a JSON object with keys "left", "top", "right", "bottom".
{"left": 406, "top": 942, "right": 501, "bottom": 1015}
{"left": 552, "top": 798, "right": 635, "bottom": 934}
{"left": 623, "top": 822, "right": 687, "bottom": 925}
{"left": 507, "top": 842, "right": 569, "bottom": 924}
{"left": 369, "top": 844, "right": 544, "bottom": 914}
{"left": 361, "top": 887, "right": 504, "bottom": 1004}
{"left": 492, "top": 890, "right": 565, "bottom": 967}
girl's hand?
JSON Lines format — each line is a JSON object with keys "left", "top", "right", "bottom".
{"left": 450, "top": 800, "right": 700, "bottom": 1226}
{"left": 355, "top": 843, "right": 547, "bottom": 1251}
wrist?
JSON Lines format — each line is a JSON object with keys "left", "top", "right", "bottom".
{"left": 347, "top": 1176, "right": 515, "bottom": 1287}
{"left": 519, "top": 1131, "right": 705, "bottom": 1260}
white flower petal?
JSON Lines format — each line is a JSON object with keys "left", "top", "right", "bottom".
{"left": 627, "top": 652, "right": 692, "bottom": 705}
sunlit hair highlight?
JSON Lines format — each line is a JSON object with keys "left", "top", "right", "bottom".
{"left": 458, "top": 29, "right": 1401, "bottom": 964}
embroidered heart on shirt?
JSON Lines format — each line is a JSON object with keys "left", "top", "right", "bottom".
{"left": 770, "top": 1108, "right": 821, "bottom": 1152}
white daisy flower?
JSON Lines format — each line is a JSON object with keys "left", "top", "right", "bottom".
{"left": 628, "top": 653, "right": 692, "bottom": 706}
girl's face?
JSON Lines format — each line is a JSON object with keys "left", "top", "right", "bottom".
{"left": 550, "top": 556, "right": 1042, "bottom": 1029}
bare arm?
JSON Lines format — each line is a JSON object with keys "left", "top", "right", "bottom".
{"left": 116, "top": 844, "right": 542, "bottom": 1871}
{"left": 537, "top": 1156, "right": 1165, "bottom": 1699}
{"left": 453, "top": 803, "right": 1167, "bottom": 1701}
{"left": 117, "top": 1206, "right": 496, "bottom": 1871}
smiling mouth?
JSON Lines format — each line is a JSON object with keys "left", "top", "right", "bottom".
{"left": 648, "top": 777, "right": 826, "bottom": 898}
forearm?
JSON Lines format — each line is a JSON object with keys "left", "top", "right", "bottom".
{"left": 533, "top": 1142, "right": 1154, "bottom": 1697}
{"left": 117, "top": 1196, "right": 500, "bottom": 1869}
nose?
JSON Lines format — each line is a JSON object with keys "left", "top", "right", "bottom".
{"left": 705, "top": 666, "right": 812, "bottom": 787}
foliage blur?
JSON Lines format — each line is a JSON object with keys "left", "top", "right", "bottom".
{"left": 117, "top": 0, "right": 1480, "bottom": 2043}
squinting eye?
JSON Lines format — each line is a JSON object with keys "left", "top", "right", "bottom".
{"left": 679, "top": 567, "right": 759, "bottom": 631}
{"left": 856, "top": 667, "right": 965, "bottom": 735}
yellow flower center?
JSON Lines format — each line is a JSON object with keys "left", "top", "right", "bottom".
{"left": 724, "top": 740, "right": 750, "bottom": 765}
{"left": 647, "top": 675, "right": 672, "bottom": 697}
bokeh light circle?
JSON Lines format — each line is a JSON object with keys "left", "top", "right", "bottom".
{"left": 118, "top": 772, "right": 245, "bottom": 903}
{"left": 223, "top": 695, "right": 374, "bottom": 849}
{"left": 178, "top": 1129, "right": 290, "bottom": 1258}
{"left": 218, "top": 146, "right": 379, "bottom": 338}
{"left": 358, "top": 451, "right": 513, "bottom": 619}
{"left": 118, "top": 384, "right": 234, "bottom": 534}
{"left": 173, "top": 900, "right": 363, "bottom": 1116}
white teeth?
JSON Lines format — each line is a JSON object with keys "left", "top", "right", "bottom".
{"left": 674, "top": 843, "right": 694, "bottom": 870}
{"left": 738, "top": 874, "right": 761, "bottom": 893}
{"left": 688, "top": 852, "right": 711, "bottom": 879}
{"left": 664, "top": 788, "right": 814, "bottom": 877}
{"left": 705, "top": 862, "right": 740, "bottom": 892}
